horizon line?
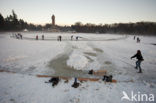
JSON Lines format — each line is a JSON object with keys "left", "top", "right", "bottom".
{"left": 27, "top": 20, "right": 156, "bottom": 26}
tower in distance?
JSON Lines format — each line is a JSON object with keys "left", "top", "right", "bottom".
{"left": 52, "top": 14, "right": 55, "bottom": 26}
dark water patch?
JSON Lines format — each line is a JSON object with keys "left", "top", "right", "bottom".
{"left": 104, "top": 61, "right": 112, "bottom": 65}
{"left": 48, "top": 53, "right": 89, "bottom": 78}
{"left": 84, "top": 52, "right": 97, "bottom": 57}
{"left": 93, "top": 48, "right": 103, "bottom": 53}
{"left": 85, "top": 56, "right": 94, "bottom": 62}
{"left": 151, "top": 43, "right": 156, "bottom": 46}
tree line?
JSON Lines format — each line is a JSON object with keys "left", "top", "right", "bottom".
{"left": 0, "top": 10, "right": 156, "bottom": 35}
{"left": 71, "top": 22, "right": 156, "bottom": 35}
{"left": 0, "top": 10, "right": 44, "bottom": 31}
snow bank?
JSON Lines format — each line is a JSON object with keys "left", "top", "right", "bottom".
{"left": 67, "top": 50, "right": 89, "bottom": 70}
{"left": 0, "top": 72, "right": 155, "bottom": 103}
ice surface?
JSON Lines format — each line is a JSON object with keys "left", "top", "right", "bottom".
{"left": 0, "top": 32, "right": 156, "bottom": 103}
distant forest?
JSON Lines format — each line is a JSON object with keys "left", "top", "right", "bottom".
{"left": 0, "top": 10, "right": 156, "bottom": 35}
{"left": 72, "top": 22, "right": 156, "bottom": 35}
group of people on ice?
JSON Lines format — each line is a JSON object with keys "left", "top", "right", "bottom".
{"left": 134, "top": 36, "right": 141, "bottom": 43}
{"left": 35, "top": 35, "right": 81, "bottom": 41}
{"left": 71, "top": 35, "right": 81, "bottom": 41}
{"left": 56, "top": 35, "right": 82, "bottom": 41}
{"left": 12, "top": 33, "right": 144, "bottom": 73}
{"left": 12, "top": 33, "right": 23, "bottom": 39}
{"left": 11, "top": 33, "right": 83, "bottom": 41}
{"left": 36, "top": 35, "right": 44, "bottom": 40}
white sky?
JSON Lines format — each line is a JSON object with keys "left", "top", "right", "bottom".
{"left": 0, "top": 0, "right": 156, "bottom": 26}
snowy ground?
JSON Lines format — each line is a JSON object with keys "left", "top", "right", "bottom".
{"left": 0, "top": 32, "right": 156, "bottom": 103}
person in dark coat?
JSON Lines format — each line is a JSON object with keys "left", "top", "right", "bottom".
{"left": 103, "top": 75, "right": 113, "bottom": 82}
{"left": 137, "top": 37, "right": 140, "bottom": 43}
{"left": 60, "top": 35, "right": 62, "bottom": 41}
{"left": 131, "top": 50, "right": 144, "bottom": 73}
{"left": 58, "top": 35, "right": 62, "bottom": 41}
{"left": 134, "top": 36, "right": 136, "bottom": 40}
{"left": 76, "top": 36, "right": 79, "bottom": 41}
{"left": 42, "top": 35, "right": 44, "bottom": 40}
{"left": 36, "top": 35, "right": 38, "bottom": 40}
{"left": 71, "top": 35, "right": 73, "bottom": 41}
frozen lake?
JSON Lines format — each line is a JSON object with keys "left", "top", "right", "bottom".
{"left": 0, "top": 32, "right": 156, "bottom": 80}
{"left": 0, "top": 32, "right": 125, "bottom": 77}
{"left": 0, "top": 32, "right": 156, "bottom": 103}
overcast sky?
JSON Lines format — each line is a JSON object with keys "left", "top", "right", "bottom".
{"left": 0, "top": 0, "right": 156, "bottom": 25}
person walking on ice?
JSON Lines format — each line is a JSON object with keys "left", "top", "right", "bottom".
{"left": 36, "top": 35, "right": 38, "bottom": 40}
{"left": 137, "top": 37, "right": 140, "bottom": 43}
{"left": 58, "top": 35, "right": 62, "bottom": 41}
{"left": 131, "top": 50, "right": 144, "bottom": 73}
{"left": 133, "top": 36, "right": 136, "bottom": 40}
{"left": 42, "top": 35, "right": 44, "bottom": 40}
{"left": 71, "top": 35, "right": 73, "bottom": 41}
{"left": 76, "top": 36, "right": 79, "bottom": 41}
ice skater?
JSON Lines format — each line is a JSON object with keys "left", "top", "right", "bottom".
{"left": 134, "top": 36, "right": 136, "bottom": 40}
{"left": 19, "top": 33, "right": 22, "bottom": 39}
{"left": 131, "top": 50, "right": 144, "bottom": 73}
{"left": 71, "top": 35, "right": 73, "bottom": 41}
{"left": 137, "top": 37, "right": 140, "bottom": 43}
{"left": 36, "top": 35, "right": 38, "bottom": 40}
{"left": 42, "top": 35, "right": 44, "bottom": 40}
{"left": 15, "top": 34, "right": 19, "bottom": 39}
{"left": 76, "top": 36, "right": 79, "bottom": 41}
{"left": 57, "top": 35, "right": 62, "bottom": 41}
{"left": 59, "top": 35, "right": 62, "bottom": 41}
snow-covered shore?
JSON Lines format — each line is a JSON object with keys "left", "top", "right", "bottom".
{"left": 0, "top": 32, "right": 156, "bottom": 103}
